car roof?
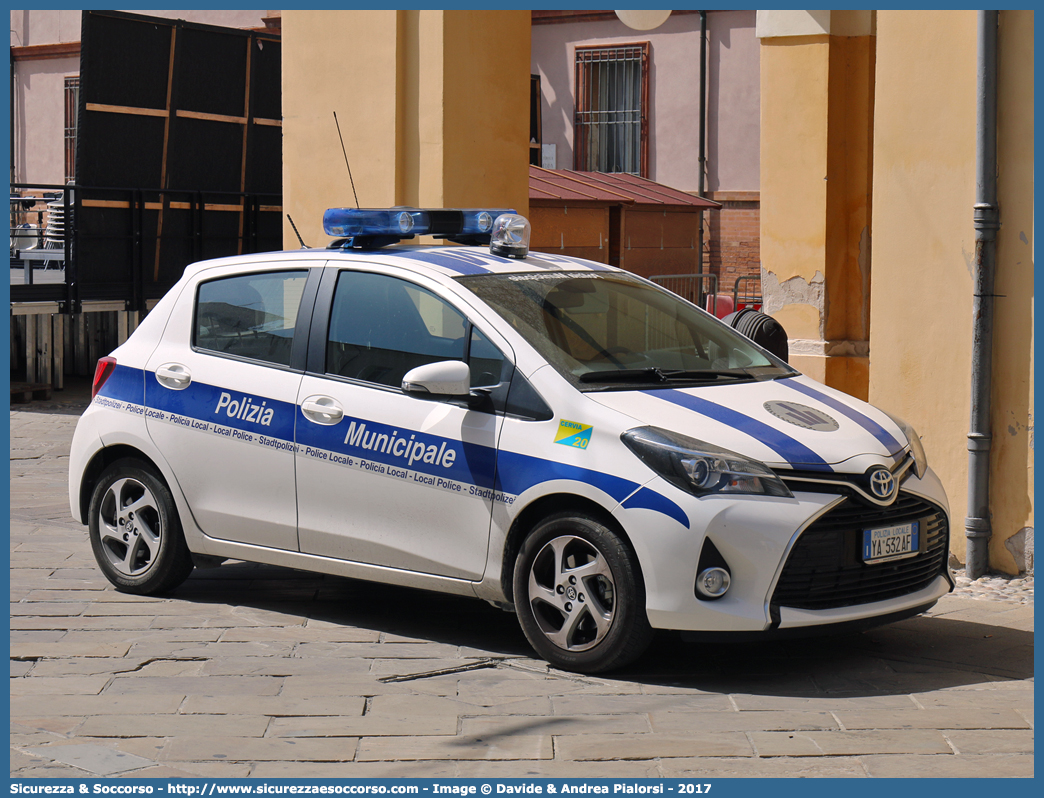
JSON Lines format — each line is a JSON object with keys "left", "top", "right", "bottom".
{"left": 182, "top": 245, "right": 626, "bottom": 282}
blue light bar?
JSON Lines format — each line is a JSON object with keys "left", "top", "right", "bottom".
{"left": 323, "top": 207, "right": 516, "bottom": 240}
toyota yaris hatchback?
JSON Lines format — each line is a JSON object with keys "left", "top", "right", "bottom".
{"left": 70, "top": 209, "right": 953, "bottom": 672}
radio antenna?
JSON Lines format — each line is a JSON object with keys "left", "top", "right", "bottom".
{"left": 333, "top": 111, "right": 360, "bottom": 209}
{"left": 286, "top": 214, "right": 309, "bottom": 248}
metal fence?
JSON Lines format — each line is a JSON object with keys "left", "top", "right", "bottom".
{"left": 733, "top": 274, "right": 762, "bottom": 310}
{"left": 9, "top": 188, "right": 71, "bottom": 293}
{"left": 650, "top": 273, "right": 719, "bottom": 315}
{"left": 10, "top": 182, "right": 282, "bottom": 312}
{"left": 651, "top": 272, "right": 763, "bottom": 318}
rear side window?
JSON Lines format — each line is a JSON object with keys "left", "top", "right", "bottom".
{"left": 195, "top": 271, "right": 308, "bottom": 366}
{"left": 326, "top": 271, "right": 467, "bottom": 388}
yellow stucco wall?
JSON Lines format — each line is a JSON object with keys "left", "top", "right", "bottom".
{"left": 870, "top": 10, "right": 977, "bottom": 562}
{"left": 989, "top": 10, "right": 1034, "bottom": 571}
{"left": 760, "top": 35, "right": 830, "bottom": 308}
{"left": 759, "top": 30, "right": 873, "bottom": 400}
{"left": 282, "top": 10, "right": 530, "bottom": 249}
{"left": 441, "top": 11, "right": 531, "bottom": 214}
{"left": 823, "top": 34, "right": 874, "bottom": 347}
{"left": 870, "top": 10, "right": 1033, "bottom": 571}
{"left": 282, "top": 10, "right": 400, "bottom": 245}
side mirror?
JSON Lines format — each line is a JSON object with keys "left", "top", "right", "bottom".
{"left": 401, "top": 360, "right": 471, "bottom": 399}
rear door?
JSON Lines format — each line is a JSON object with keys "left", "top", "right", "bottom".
{"left": 144, "top": 263, "right": 320, "bottom": 550}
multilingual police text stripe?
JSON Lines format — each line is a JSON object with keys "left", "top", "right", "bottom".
{"left": 296, "top": 410, "right": 497, "bottom": 490}
{"left": 95, "top": 366, "right": 689, "bottom": 526}
{"left": 646, "top": 388, "right": 833, "bottom": 471}
{"left": 145, "top": 378, "right": 297, "bottom": 443}
{"left": 780, "top": 378, "right": 903, "bottom": 455}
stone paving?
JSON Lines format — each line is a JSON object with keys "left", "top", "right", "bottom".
{"left": 9, "top": 388, "right": 1035, "bottom": 778}
{"left": 950, "top": 568, "right": 1034, "bottom": 605}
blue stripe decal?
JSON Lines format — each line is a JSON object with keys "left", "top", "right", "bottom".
{"left": 781, "top": 379, "right": 904, "bottom": 454}
{"left": 648, "top": 389, "right": 833, "bottom": 472}
{"left": 621, "top": 487, "right": 690, "bottom": 528}
{"left": 495, "top": 450, "right": 689, "bottom": 527}
{"left": 389, "top": 250, "right": 492, "bottom": 275}
{"left": 97, "top": 366, "right": 689, "bottom": 525}
{"left": 97, "top": 364, "right": 144, "bottom": 406}
{"left": 495, "top": 450, "right": 636, "bottom": 501}
{"left": 527, "top": 252, "right": 612, "bottom": 272}
{"left": 145, "top": 376, "right": 298, "bottom": 443}
{"left": 297, "top": 412, "right": 497, "bottom": 489}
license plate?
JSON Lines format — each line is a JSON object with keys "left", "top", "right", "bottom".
{"left": 862, "top": 521, "right": 919, "bottom": 564}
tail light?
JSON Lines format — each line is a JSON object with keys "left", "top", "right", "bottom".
{"left": 91, "top": 357, "right": 117, "bottom": 399}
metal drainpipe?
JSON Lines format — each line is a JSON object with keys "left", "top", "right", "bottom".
{"left": 965, "top": 10, "right": 1000, "bottom": 579}
{"left": 10, "top": 50, "right": 16, "bottom": 183}
{"left": 697, "top": 10, "right": 707, "bottom": 272}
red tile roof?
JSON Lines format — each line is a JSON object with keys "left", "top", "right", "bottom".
{"left": 529, "top": 166, "right": 721, "bottom": 208}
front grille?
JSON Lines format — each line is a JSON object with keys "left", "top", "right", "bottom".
{"left": 772, "top": 493, "right": 948, "bottom": 611}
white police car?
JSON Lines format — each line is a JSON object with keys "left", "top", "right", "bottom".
{"left": 69, "top": 208, "right": 953, "bottom": 672}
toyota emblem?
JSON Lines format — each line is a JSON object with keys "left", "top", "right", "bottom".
{"left": 869, "top": 467, "right": 896, "bottom": 500}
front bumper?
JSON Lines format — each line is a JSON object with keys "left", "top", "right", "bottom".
{"left": 615, "top": 467, "right": 952, "bottom": 635}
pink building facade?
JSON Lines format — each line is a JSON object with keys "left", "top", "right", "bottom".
{"left": 531, "top": 10, "right": 761, "bottom": 288}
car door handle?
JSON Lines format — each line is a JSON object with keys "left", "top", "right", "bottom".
{"left": 155, "top": 363, "right": 192, "bottom": 390}
{"left": 301, "top": 396, "right": 344, "bottom": 424}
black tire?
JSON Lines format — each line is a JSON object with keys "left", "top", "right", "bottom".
{"left": 87, "top": 458, "right": 194, "bottom": 595}
{"left": 513, "top": 511, "right": 653, "bottom": 673}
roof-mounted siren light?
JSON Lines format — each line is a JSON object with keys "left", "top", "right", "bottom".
{"left": 489, "top": 213, "right": 531, "bottom": 259}
{"left": 322, "top": 207, "right": 517, "bottom": 249}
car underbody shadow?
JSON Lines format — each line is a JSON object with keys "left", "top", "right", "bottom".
{"left": 165, "top": 560, "right": 1032, "bottom": 696}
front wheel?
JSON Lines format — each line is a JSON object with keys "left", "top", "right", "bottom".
{"left": 88, "top": 459, "right": 194, "bottom": 595}
{"left": 513, "top": 512, "right": 653, "bottom": 673}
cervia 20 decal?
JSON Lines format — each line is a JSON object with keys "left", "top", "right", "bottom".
{"left": 555, "top": 419, "right": 592, "bottom": 449}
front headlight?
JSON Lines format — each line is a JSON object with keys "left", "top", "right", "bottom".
{"left": 621, "top": 426, "right": 792, "bottom": 498}
{"left": 882, "top": 412, "right": 928, "bottom": 479}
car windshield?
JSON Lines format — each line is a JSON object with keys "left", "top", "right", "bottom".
{"left": 458, "top": 271, "right": 796, "bottom": 390}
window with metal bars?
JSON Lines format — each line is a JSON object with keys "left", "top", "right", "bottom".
{"left": 573, "top": 44, "right": 648, "bottom": 176}
{"left": 64, "top": 76, "right": 79, "bottom": 184}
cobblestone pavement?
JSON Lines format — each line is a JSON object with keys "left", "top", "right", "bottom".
{"left": 9, "top": 392, "right": 1034, "bottom": 778}
{"left": 950, "top": 569, "right": 1034, "bottom": 604}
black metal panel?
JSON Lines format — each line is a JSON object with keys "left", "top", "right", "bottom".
{"left": 177, "top": 28, "right": 250, "bottom": 117}
{"left": 256, "top": 210, "right": 282, "bottom": 248}
{"left": 77, "top": 114, "right": 167, "bottom": 189}
{"left": 167, "top": 118, "right": 246, "bottom": 192}
{"left": 68, "top": 10, "right": 282, "bottom": 311}
{"left": 247, "top": 126, "right": 282, "bottom": 195}
{"left": 153, "top": 205, "right": 195, "bottom": 286}
{"left": 79, "top": 12, "right": 172, "bottom": 111}
{"left": 251, "top": 38, "right": 282, "bottom": 121}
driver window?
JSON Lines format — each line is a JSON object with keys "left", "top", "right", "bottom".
{"left": 326, "top": 271, "right": 467, "bottom": 388}
{"left": 469, "top": 327, "right": 510, "bottom": 388}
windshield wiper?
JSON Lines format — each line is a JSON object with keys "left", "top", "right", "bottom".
{"left": 579, "top": 368, "right": 754, "bottom": 384}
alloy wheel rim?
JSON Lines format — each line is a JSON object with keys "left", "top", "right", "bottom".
{"left": 98, "top": 477, "right": 162, "bottom": 576}
{"left": 527, "top": 534, "right": 615, "bottom": 651}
